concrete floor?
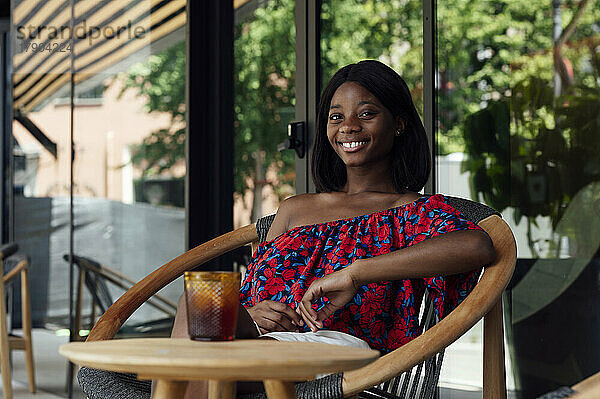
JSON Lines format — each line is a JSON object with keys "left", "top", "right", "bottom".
{"left": 0, "top": 379, "right": 62, "bottom": 399}
{"left": 9, "top": 329, "right": 84, "bottom": 399}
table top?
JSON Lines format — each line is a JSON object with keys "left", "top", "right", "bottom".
{"left": 60, "top": 338, "right": 380, "bottom": 381}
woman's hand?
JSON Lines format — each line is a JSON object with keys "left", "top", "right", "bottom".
{"left": 247, "top": 300, "right": 304, "bottom": 334}
{"left": 297, "top": 264, "right": 361, "bottom": 332}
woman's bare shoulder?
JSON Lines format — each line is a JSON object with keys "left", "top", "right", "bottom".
{"left": 264, "top": 193, "right": 325, "bottom": 241}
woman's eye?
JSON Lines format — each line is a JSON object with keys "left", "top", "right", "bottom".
{"left": 359, "top": 111, "right": 377, "bottom": 118}
{"left": 329, "top": 114, "right": 342, "bottom": 121}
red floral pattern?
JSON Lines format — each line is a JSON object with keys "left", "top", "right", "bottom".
{"left": 239, "top": 194, "right": 483, "bottom": 353}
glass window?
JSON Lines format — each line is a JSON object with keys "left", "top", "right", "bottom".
{"left": 436, "top": 0, "right": 600, "bottom": 396}
{"left": 320, "top": 0, "right": 424, "bottom": 114}
{"left": 11, "top": 0, "right": 186, "bottom": 395}
{"left": 233, "top": 0, "right": 297, "bottom": 228}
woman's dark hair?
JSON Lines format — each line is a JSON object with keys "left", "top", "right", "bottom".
{"left": 311, "top": 60, "right": 431, "bottom": 193}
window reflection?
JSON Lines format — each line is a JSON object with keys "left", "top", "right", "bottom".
{"left": 233, "top": 0, "right": 297, "bottom": 227}
{"left": 11, "top": 1, "right": 187, "bottom": 395}
{"left": 436, "top": 0, "right": 600, "bottom": 396}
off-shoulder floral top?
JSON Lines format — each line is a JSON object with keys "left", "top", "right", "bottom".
{"left": 239, "top": 194, "right": 483, "bottom": 353}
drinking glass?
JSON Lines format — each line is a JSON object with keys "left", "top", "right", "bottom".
{"left": 184, "top": 271, "right": 241, "bottom": 341}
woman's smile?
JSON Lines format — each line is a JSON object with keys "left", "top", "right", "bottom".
{"left": 338, "top": 139, "right": 370, "bottom": 152}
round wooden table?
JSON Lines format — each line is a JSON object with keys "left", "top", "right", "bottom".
{"left": 60, "top": 338, "right": 379, "bottom": 399}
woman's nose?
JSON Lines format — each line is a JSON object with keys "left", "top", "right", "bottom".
{"left": 339, "top": 115, "right": 361, "bottom": 133}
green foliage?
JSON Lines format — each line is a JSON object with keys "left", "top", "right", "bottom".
{"left": 117, "top": 42, "right": 186, "bottom": 176}
{"left": 321, "top": 0, "right": 424, "bottom": 107}
{"left": 233, "top": 0, "right": 296, "bottom": 198}
{"left": 119, "top": 0, "right": 600, "bottom": 245}
{"left": 462, "top": 55, "right": 600, "bottom": 257}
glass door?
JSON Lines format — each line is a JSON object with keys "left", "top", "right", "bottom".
{"left": 233, "top": 0, "right": 297, "bottom": 228}
{"left": 435, "top": 0, "right": 600, "bottom": 395}
{"left": 10, "top": 0, "right": 187, "bottom": 395}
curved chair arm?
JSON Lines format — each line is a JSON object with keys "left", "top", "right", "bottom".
{"left": 87, "top": 223, "right": 258, "bottom": 342}
{"left": 342, "top": 214, "right": 517, "bottom": 397}
{"left": 570, "top": 371, "right": 600, "bottom": 399}
{"left": 3, "top": 258, "right": 28, "bottom": 283}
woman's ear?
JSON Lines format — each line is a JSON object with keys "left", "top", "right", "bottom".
{"left": 396, "top": 117, "right": 406, "bottom": 132}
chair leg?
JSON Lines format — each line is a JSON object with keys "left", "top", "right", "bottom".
{"left": 0, "top": 260, "right": 13, "bottom": 399}
{"left": 74, "top": 269, "right": 85, "bottom": 341}
{"left": 483, "top": 299, "right": 507, "bottom": 399}
{"left": 21, "top": 266, "right": 35, "bottom": 393}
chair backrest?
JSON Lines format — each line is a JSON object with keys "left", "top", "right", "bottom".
{"left": 87, "top": 223, "right": 258, "bottom": 341}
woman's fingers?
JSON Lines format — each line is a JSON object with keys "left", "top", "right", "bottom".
{"left": 315, "top": 301, "right": 339, "bottom": 324}
{"left": 298, "top": 305, "right": 319, "bottom": 332}
{"left": 298, "top": 270, "right": 359, "bottom": 331}
{"left": 298, "top": 286, "right": 322, "bottom": 332}
{"left": 248, "top": 300, "right": 302, "bottom": 333}
{"left": 265, "top": 303, "right": 300, "bottom": 331}
{"left": 259, "top": 314, "right": 293, "bottom": 332}
{"left": 268, "top": 301, "right": 304, "bottom": 327}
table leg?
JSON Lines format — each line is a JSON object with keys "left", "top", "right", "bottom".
{"left": 263, "top": 380, "right": 297, "bottom": 399}
{"left": 208, "top": 380, "right": 236, "bottom": 399}
{"left": 152, "top": 379, "right": 187, "bottom": 399}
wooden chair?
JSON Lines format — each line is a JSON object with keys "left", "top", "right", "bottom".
{"left": 67, "top": 254, "right": 177, "bottom": 341}
{"left": 0, "top": 243, "right": 35, "bottom": 399}
{"left": 537, "top": 371, "right": 600, "bottom": 399}
{"left": 77, "top": 197, "right": 516, "bottom": 399}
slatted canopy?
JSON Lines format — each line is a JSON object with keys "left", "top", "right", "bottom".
{"left": 12, "top": 0, "right": 187, "bottom": 113}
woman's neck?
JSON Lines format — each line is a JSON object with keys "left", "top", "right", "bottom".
{"left": 341, "top": 163, "right": 397, "bottom": 194}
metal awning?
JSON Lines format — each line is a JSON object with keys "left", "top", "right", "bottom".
{"left": 12, "top": 0, "right": 187, "bottom": 112}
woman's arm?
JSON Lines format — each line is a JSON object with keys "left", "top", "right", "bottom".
{"left": 351, "top": 229, "right": 493, "bottom": 284}
{"left": 298, "top": 229, "right": 494, "bottom": 331}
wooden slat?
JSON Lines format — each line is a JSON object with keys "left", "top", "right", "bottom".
{"left": 0, "top": 259, "right": 13, "bottom": 399}
{"left": 483, "top": 300, "right": 507, "bottom": 398}
{"left": 8, "top": 335, "right": 26, "bottom": 350}
{"left": 21, "top": 265, "right": 36, "bottom": 392}
{"left": 3, "top": 259, "right": 27, "bottom": 283}
{"left": 263, "top": 380, "right": 296, "bottom": 399}
{"left": 153, "top": 379, "right": 187, "bottom": 399}
{"left": 208, "top": 380, "right": 237, "bottom": 399}
{"left": 571, "top": 371, "right": 600, "bottom": 399}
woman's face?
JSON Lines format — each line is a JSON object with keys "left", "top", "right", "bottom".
{"left": 327, "top": 82, "right": 399, "bottom": 168}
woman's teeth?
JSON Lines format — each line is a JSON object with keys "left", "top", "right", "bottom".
{"left": 340, "top": 141, "right": 368, "bottom": 148}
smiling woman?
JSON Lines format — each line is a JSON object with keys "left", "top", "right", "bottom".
{"left": 312, "top": 60, "right": 431, "bottom": 195}
{"left": 171, "top": 60, "right": 494, "bottom": 399}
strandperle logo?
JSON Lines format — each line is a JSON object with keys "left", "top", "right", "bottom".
{"left": 16, "top": 19, "right": 147, "bottom": 47}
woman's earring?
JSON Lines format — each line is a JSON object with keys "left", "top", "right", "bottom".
{"left": 395, "top": 129, "right": 402, "bottom": 137}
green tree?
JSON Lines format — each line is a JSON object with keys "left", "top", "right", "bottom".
{"left": 117, "top": 42, "right": 186, "bottom": 176}
{"left": 118, "top": 0, "right": 600, "bottom": 237}
{"left": 233, "top": 0, "right": 297, "bottom": 220}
